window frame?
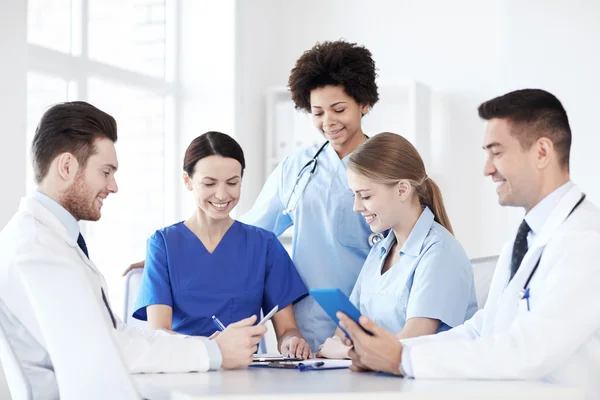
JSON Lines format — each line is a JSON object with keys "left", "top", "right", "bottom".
{"left": 26, "top": 0, "right": 181, "bottom": 234}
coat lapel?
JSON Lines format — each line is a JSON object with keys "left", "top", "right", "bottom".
{"left": 484, "top": 185, "right": 583, "bottom": 330}
{"left": 20, "top": 197, "right": 108, "bottom": 287}
{"left": 506, "top": 185, "right": 583, "bottom": 292}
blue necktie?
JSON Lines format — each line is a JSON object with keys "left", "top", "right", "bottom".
{"left": 77, "top": 233, "right": 117, "bottom": 329}
{"left": 76, "top": 233, "right": 89, "bottom": 258}
{"left": 510, "top": 220, "right": 531, "bottom": 281}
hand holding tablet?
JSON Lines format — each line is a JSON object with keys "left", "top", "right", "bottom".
{"left": 309, "top": 288, "right": 373, "bottom": 337}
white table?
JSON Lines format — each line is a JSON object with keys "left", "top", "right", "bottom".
{"left": 135, "top": 367, "right": 584, "bottom": 400}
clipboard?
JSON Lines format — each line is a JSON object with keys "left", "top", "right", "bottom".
{"left": 249, "top": 359, "right": 352, "bottom": 371}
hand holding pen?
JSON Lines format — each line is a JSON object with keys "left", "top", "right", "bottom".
{"left": 213, "top": 315, "right": 267, "bottom": 369}
{"left": 210, "top": 315, "right": 226, "bottom": 339}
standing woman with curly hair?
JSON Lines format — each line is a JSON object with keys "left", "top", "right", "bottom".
{"left": 240, "top": 40, "right": 380, "bottom": 351}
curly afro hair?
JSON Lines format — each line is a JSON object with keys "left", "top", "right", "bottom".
{"left": 288, "top": 40, "right": 379, "bottom": 113}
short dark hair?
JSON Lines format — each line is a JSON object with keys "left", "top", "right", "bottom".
{"left": 183, "top": 131, "right": 245, "bottom": 177}
{"left": 31, "top": 101, "right": 118, "bottom": 184}
{"left": 288, "top": 39, "right": 379, "bottom": 112}
{"left": 478, "top": 89, "right": 571, "bottom": 168}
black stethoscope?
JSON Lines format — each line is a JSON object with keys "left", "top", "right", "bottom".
{"left": 282, "top": 136, "right": 384, "bottom": 248}
{"left": 282, "top": 141, "right": 329, "bottom": 216}
{"left": 519, "top": 193, "right": 586, "bottom": 310}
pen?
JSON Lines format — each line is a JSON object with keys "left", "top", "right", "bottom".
{"left": 519, "top": 288, "right": 531, "bottom": 311}
{"left": 298, "top": 361, "right": 325, "bottom": 371}
{"left": 212, "top": 315, "right": 226, "bottom": 331}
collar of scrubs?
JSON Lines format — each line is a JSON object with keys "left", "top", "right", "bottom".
{"left": 524, "top": 181, "right": 574, "bottom": 240}
{"left": 379, "top": 206, "right": 435, "bottom": 258}
{"left": 34, "top": 191, "right": 81, "bottom": 242}
{"left": 324, "top": 139, "right": 363, "bottom": 168}
{"left": 324, "top": 140, "right": 351, "bottom": 168}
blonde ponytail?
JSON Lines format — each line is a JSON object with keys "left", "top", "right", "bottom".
{"left": 348, "top": 132, "right": 455, "bottom": 235}
{"left": 417, "top": 177, "right": 454, "bottom": 235}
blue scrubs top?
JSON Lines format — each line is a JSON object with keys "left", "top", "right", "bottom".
{"left": 240, "top": 143, "right": 372, "bottom": 351}
{"left": 349, "top": 207, "right": 478, "bottom": 334}
{"left": 133, "top": 221, "right": 308, "bottom": 336}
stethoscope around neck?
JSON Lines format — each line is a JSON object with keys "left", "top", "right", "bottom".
{"left": 518, "top": 193, "right": 586, "bottom": 309}
{"left": 281, "top": 141, "right": 329, "bottom": 217}
{"left": 281, "top": 137, "right": 384, "bottom": 248}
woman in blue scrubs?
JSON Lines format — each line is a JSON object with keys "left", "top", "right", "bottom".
{"left": 125, "top": 40, "right": 381, "bottom": 352}
{"left": 133, "top": 132, "right": 312, "bottom": 359}
{"left": 317, "top": 133, "right": 477, "bottom": 359}
{"left": 239, "top": 40, "right": 380, "bottom": 351}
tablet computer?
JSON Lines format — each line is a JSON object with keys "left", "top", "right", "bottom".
{"left": 309, "top": 288, "right": 373, "bottom": 336}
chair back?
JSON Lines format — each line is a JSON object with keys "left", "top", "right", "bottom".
{"left": 123, "top": 268, "right": 147, "bottom": 328}
{"left": 18, "top": 263, "right": 141, "bottom": 400}
{"left": 124, "top": 266, "right": 270, "bottom": 352}
{"left": 470, "top": 255, "right": 499, "bottom": 309}
{"left": 0, "top": 300, "right": 33, "bottom": 400}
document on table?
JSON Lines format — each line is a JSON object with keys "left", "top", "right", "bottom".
{"left": 252, "top": 353, "right": 301, "bottom": 362}
{"left": 250, "top": 358, "right": 352, "bottom": 371}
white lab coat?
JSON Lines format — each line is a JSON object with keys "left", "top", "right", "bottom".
{"left": 0, "top": 197, "right": 212, "bottom": 400}
{"left": 403, "top": 184, "right": 600, "bottom": 398}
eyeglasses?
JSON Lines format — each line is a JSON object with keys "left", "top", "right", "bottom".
{"left": 282, "top": 141, "right": 329, "bottom": 215}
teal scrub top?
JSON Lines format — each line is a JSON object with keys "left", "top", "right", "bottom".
{"left": 350, "top": 207, "right": 478, "bottom": 334}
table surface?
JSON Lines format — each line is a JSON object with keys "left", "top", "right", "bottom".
{"left": 135, "top": 367, "right": 584, "bottom": 400}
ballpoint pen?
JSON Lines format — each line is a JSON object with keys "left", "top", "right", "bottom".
{"left": 520, "top": 288, "right": 531, "bottom": 311}
{"left": 298, "top": 361, "right": 325, "bottom": 371}
{"left": 212, "top": 315, "right": 226, "bottom": 331}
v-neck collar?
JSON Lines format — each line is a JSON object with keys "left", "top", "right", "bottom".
{"left": 375, "top": 207, "right": 435, "bottom": 276}
{"left": 179, "top": 220, "right": 238, "bottom": 255}
{"left": 324, "top": 141, "right": 346, "bottom": 170}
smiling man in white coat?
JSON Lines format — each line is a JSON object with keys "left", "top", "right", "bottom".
{"left": 338, "top": 88, "right": 600, "bottom": 398}
{"left": 0, "top": 101, "right": 267, "bottom": 400}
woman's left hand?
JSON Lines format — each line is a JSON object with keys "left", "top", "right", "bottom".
{"left": 281, "top": 336, "right": 313, "bottom": 360}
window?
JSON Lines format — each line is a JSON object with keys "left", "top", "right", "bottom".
{"left": 26, "top": 72, "right": 76, "bottom": 192}
{"left": 27, "top": 0, "right": 76, "bottom": 54}
{"left": 88, "top": 0, "right": 167, "bottom": 77}
{"left": 26, "top": 0, "right": 177, "bottom": 318}
{"left": 85, "top": 78, "right": 168, "bottom": 313}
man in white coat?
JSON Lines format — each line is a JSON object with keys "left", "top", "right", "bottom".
{"left": 338, "top": 89, "right": 600, "bottom": 398}
{"left": 0, "top": 101, "right": 267, "bottom": 400}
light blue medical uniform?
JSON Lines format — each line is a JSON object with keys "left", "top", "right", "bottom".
{"left": 349, "top": 207, "right": 478, "bottom": 334}
{"left": 240, "top": 143, "right": 372, "bottom": 351}
{"left": 133, "top": 221, "right": 308, "bottom": 336}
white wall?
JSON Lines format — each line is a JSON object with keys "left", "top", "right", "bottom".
{"left": 0, "top": 0, "right": 27, "bottom": 230}
{"left": 0, "top": 0, "right": 26, "bottom": 395}
{"left": 234, "top": 0, "right": 600, "bottom": 258}
{"left": 176, "top": 0, "right": 236, "bottom": 221}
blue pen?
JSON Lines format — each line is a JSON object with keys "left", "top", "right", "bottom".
{"left": 298, "top": 362, "right": 325, "bottom": 371}
{"left": 520, "top": 288, "right": 531, "bottom": 311}
{"left": 212, "top": 315, "right": 226, "bottom": 331}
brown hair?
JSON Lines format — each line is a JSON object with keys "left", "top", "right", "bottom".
{"left": 31, "top": 101, "right": 117, "bottom": 184}
{"left": 478, "top": 88, "right": 571, "bottom": 169}
{"left": 183, "top": 131, "right": 245, "bottom": 177}
{"left": 348, "top": 132, "right": 454, "bottom": 234}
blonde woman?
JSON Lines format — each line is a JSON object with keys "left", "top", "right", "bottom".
{"left": 317, "top": 132, "right": 477, "bottom": 359}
